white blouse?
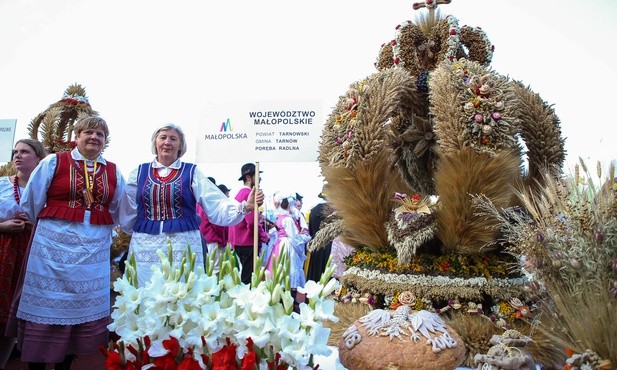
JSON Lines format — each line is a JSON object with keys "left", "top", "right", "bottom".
{"left": 119, "top": 158, "right": 248, "bottom": 233}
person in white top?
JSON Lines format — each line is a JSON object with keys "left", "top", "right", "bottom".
{"left": 120, "top": 123, "right": 264, "bottom": 286}
{"left": 0, "top": 138, "right": 46, "bottom": 369}
{"left": 9, "top": 116, "right": 126, "bottom": 369}
{"left": 265, "top": 196, "right": 311, "bottom": 291}
{"left": 291, "top": 192, "right": 309, "bottom": 233}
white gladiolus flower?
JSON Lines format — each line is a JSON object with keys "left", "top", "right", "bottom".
{"left": 314, "top": 298, "right": 338, "bottom": 322}
{"left": 147, "top": 339, "right": 169, "bottom": 357}
{"left": 220, "top": 273, "right": 237, "bottom": 290}
{"left": 199, "top": 301, "right": 223, "bottom": 329}
{"left": 297, "top": 280, "right": 322, "bottom": 300}
{"left": 115, "top": 315, "right": 141, "bottom": 344}
{"left": 166, "top": 280, "right": 189, "bottom": 300}
{"left": 297, "top": 302, "right": 316, "bottom": 325}
{"left": 135, "top": 311, "right": 163, "bottom": 337}
{"left": 193, "top": 274, "right": 220, "bottom": 298}
{"left": 276, "top": 315, "right": 301, "bottom": 340}
{"left": 306, "top": 325, "right": 332, "bottom": 355}
{"left": 108, "top": 241, "right": 339, "bottom": 369}
{"left": 246, "top": 288, "right": 271, "bottom": 314}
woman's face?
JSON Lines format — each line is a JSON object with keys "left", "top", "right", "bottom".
{"left": 155, "top": 129, "right": 181, "bottom": 160}
{"left": 13, "top": 142, "right": 41, "bottom": 175}
{"left": 75, "top": 126, "right": 106, "bottom": 159}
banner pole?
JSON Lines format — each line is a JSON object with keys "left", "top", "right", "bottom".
{"left": 253, "top": 161, "right": 260, "bottom": 275}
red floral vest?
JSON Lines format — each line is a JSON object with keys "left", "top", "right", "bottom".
{"left": 38, "top": 151, "right": 117, "bottom": 225}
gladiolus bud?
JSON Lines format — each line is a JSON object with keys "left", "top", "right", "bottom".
{"left": 271, "top": 284, "right": 283, "bottom": 305}
{"left": 282, "top": 292, "right": 294, "bottom": 314}
{"left": 321, "top": 279, "right": 339, "bottom": 298}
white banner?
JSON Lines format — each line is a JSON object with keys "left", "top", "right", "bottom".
{"left": 0, "top": 119, "right": 17, "bottom": 163}
{"left": 195, "top": 100, "right": 324, "bottom": 163}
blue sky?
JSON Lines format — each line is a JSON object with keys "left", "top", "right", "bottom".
{"left": 1, "top": 0, "right": 616, "bottom": 209}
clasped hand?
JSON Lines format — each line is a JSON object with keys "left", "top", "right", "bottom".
{"left": 0, "top": 212, "right": 31, "bottom": 233}
{"left": 245, "top": 187, "right": 265, "bottom": 213}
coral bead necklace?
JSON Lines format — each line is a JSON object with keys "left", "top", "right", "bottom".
{"left": 13, "top": 175, "right": 21, "bottom": 203}
{"left": 153, "top": 167, "right": 178, "bottom": 183}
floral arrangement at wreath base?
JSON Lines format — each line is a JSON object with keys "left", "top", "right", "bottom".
{"left": 337, "top": 284, "right": 533, "bottom": 330}
{"left": 343, "top": 247, "right": 518, "bottom": 278}
{"left": 103, "top": 244, "right": 339, "bottom": 369}
{"left": 339, "top": 247, "right": 527, "bottom": 306}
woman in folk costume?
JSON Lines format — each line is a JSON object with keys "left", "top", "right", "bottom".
{"left": 120, "top": 123, "right": 263, "bottom": 286}
{"left": 8, "top": 117, "right": 126, "bottom": 370}
{"left": 0, "top": 139, "right": 46, "bottom": 368}
{"left": 265, "top": 196, "right": 311, "bottom": 290}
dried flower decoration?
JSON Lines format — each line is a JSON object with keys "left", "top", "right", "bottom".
{"left": 474, "top": 330, "right": 536, "bottom": 370}
{"left": 437, "top": 58, "right": 518, "bottom": 156}
{"left": 393, "top": 192, "right": 432, "bottom": 214}
{"left": 387, "top": 192, "right": 437, "bottom": 263}
{"left": 397, "top": 290, "right": 417, "bottom": 305}
{"left": 59, "top": 91, "right": 90, "bottom": 106}
{"left": 400, "top": 115, "right": 436, "bottom": 158}
{"left": 564, "top": 349, "right": 613, "bottom": 370}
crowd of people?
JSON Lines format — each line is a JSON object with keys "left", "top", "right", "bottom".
{"left": 0, "top": 116, "right": 337, "bottom": 369}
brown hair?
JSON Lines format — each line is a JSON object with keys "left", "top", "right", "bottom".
{"left": 74, "top": 116, "right": 110, "bottom": 145}
{"left": 14, "top": 138, "right": 47, "bottom": 160}
{"left": 281, "top": 198, "right": 290, "bottom": 210}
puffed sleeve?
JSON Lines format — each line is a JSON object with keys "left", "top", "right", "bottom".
{"left": 192, "top": 166, "right": 247, "bottom": 226}
{"left": 118, "top": 167, "right": 139, "bottom": 233}
{"left": 282, "top": 215, "right": 310, "bottom": 250}
{"left": 108, "top": 166, "right": 127, "bottom": 226}
{"left": 282, "top": 215, "right": 299, "bottom": 241}
{"left": 297, "top": 210, "right": 309, "bottom": 231}
{"left": 20, "top": 153, "right": 56, "bottom": 222}
{"left": 0, "top": 178, "right": 20, "bottom": 221}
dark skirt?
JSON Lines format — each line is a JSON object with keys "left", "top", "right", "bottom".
{"left": 4, "top": 223, "right": 110, "bottom": 363}
{"left": 0, "top": 229, "right": 31, "bottom": 325}
{"left": 14, "top": 317, "right": 110, "bottom": 362}
{"left": 306, "top": 241, "right": 333, "bottom": 282}
{"left": 6, "top": 278, "right": 110, "bottom": 363}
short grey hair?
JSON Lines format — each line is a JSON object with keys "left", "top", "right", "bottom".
{"left": 151, "top": 123, "right": 187, "bottom": 158}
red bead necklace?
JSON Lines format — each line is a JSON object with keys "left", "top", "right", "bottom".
{"left": 13, "top": 175, "right": 21, "bottom": 203}
{"left": 153, "top": 168, "right": 178, "bottom": 183}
